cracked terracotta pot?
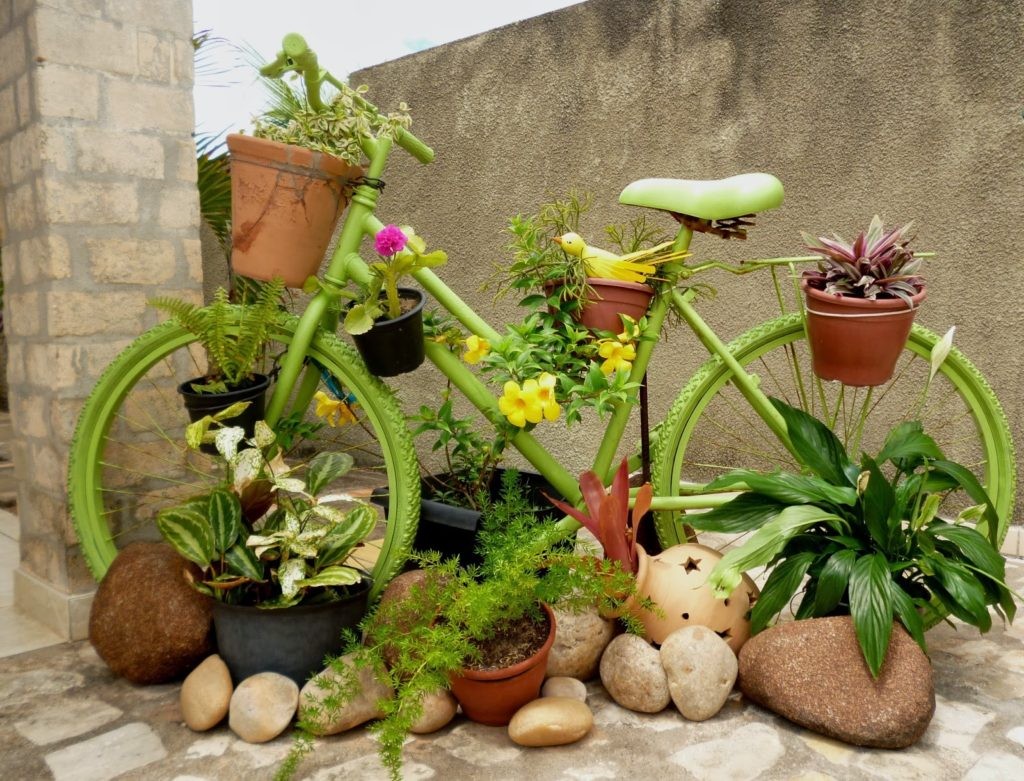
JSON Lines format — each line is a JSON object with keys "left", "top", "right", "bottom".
{"left": 227, "top": 134, "right": 362, "bottom": 288}
{"left": 629, "top": 543, "right": 759, "bottom": 654}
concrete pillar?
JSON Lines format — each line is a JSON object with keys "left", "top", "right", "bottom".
{"left": 0, "top": 0, "right": 202, "bottom": 639}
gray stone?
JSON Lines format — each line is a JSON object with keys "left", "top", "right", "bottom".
{"left": 599, "top": 633, "right": 670, "bottom": 713}
{"left": 409, "top": 688, "right": 457, "bottom": 734}
{"left": 228, "top": 672, "right": 298, "bottom": 744}
{"left": 542, "top": 676, "right": 587, "bottom": 702}
{"left": 180, "top": 654, "right": 232, "bottom": 731}
{"left": 299, "top": 652, "right": 394, "bottom": 735}
{"left": 508, "top": 696, "right": 593, "bottom": 747}
{"left": 546, "top": 604, "right": 615, "bottom": 680}
{"left": 739, "top": 616, "right": 935, "bottom": 748}
{"left": 660, "top": 625, "right": 737, "bottom": 721}
{"left": 14, "top": 697, "right": 122, "bottom": 746}
{"left": 43, "top": 722, "right": 167, "bottom": 781}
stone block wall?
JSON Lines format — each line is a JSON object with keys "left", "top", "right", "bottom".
{"left": 0, "top": 0, "right": 201, "bottom": 638}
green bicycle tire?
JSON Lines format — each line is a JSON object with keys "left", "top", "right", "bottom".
{"left": 651, "top": 312, "right": 1015, "bottom": 553}
{"left": 67, "top": 310, "right": 420, "bottom": 601}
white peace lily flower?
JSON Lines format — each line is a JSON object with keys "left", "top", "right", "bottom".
{"left": 929, "top": 326, "right": 956, "bottom": 382}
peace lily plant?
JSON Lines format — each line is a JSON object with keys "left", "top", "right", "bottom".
{"left": 156, "top": 404, "right": 376, "bottom": 608}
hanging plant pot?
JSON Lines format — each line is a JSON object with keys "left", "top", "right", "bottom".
{"left": 178, "top": 373, "right": 271, "bottom": 455}
{"left": 803, "top": 281, "right": 926, "bottom": 386}
{"left": 226, "top": 134, "right": 362, "bottom": 288}
{"left": 351, "top": 288, "right": 425, "bottom": 377}
{"left": 449, "top": 603, "right": 556, "bottom": 725}
{"left": 212, "top": 578, "right": 371, "bottom": 685}
{"left": 544, "top": 278, "right": 654, "bottom": 333}
{"left": 628, "top": 543, "right": 759, "bottom": 655}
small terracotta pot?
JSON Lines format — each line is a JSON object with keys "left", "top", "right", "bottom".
{"left": 449, "top": 603, "right": 556, "bottom": 726}
{"left": 629, "top": 543, "right": 759, "bottom": 654}
{"left": 544, "top": 278, "right": 655, "bottom": 333}
{"left": 227, "top": 134, "right": 362, "bottom": 288}
{"left": 802, "top": 280, "right": 926, "bottom": 387}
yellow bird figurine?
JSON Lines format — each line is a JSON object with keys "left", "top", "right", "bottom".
{"left": 552, "top": 232, "right": 689, "bottom": 284}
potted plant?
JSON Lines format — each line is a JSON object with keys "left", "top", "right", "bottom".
{"left": 492, "top": 191, "right": 686, "bottom": 333}
{"left": 155, "top": 410, "right": 378, "bottom": 684}
{"left": 343, "top": 224, "right": 447, "bottom": 376}
{"left": 546, "top": 458, "right": 759, "bottom": 652}
{"left": 292, "top": 472, "right": 631, "bottom": 780}
{"left": 693, "top": 396, "right": 1016, "bottom": 677}
{"left": 150, "top": 280, "right": 285, "bottom": 450}
{"left": 801, "top": 216, "right": 925, "bottom": 385}
{"left": 228, "top": 37, "right": 411, "bottom": 287}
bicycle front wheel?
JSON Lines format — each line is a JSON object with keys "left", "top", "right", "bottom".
{"left": 651, "top": 313, "right": 1015, "bottom": 551}
{"left": 68, "top": 311, "right": 419, "bottom": 600}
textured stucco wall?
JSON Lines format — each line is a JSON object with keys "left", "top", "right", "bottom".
{"left": 347, "top": 0, "right": 1024, "bottom": 526}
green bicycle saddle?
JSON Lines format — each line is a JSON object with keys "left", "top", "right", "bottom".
{"left": 619, "top": 173, "right": 784, "bottom": 221}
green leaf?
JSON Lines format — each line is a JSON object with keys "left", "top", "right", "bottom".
{"left": 225, "top": 543, "right": 264, "bottom": 581}
{"left": 706, "top": 470, "right": 857, "bottom": 508}
{"left": 306, "top": 452, "right": 355, "bottom": 496}
{"left": 277, "top": 557, "right": 307, "bottom": 601}
{"left": 928, "top": 459, "right": 1000, "bottom": 546}
{"left": 859, "top": 455, "right": 895, "bottom": 549}
{"left": 344, "top": 304, "right": 376, "bottom": 335}
{"left": 888, "top": 580, "right": 927, "bottom": 653}
{"left": 926, "top": 554, "right": 992, "bottom": 631}
{"left": 298, "top": 565, "right": 363, "bottom": 589}
{"left": 750, "top": 552, "right": 816, "bottom": 633}
{"left": 687, "top": 492, "right": 785, "bottom": 534}
{"left": 848, "top": 553, "right": 894, "bottom": 678}
{"left": 769, "top": 397, "right": 855, "bottom": 486}
{"left": 709, "top": 505, "right": 841, "bottom": 597}
{"left": 811, "top": 548, "right": 857, "bottom": 615}
{"left": 156, "top": 506, "right": 215, "bottom": 570}
{"left": 318, "top": 505, "right": 378, "bottom": 568}
{"left": 207, "top": 489, "right": 243, "bottom": 553}
{"left": 876, "top": 421, "right": 942, "bottom": 470}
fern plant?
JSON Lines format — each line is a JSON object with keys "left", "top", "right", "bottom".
{"left": 150, "top": 278, "right": 285, "bottom": 393}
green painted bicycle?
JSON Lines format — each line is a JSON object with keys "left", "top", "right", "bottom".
{"left": 68, "top": 35, "right": 1015, "bottom": 603}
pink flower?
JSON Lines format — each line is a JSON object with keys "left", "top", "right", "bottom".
{"left": 375, "top": 224, "right": 408, "bottom": 256}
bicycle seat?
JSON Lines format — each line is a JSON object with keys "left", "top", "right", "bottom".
{"left": 619, "top": 173, "right": 784, "bottom": 221}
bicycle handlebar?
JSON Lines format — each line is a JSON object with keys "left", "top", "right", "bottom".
{"left": 260, "top": 33, "right": 434, "bottom": 165}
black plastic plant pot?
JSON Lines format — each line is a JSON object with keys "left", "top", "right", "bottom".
{"left": 211, "top": 578, "right": 371, "bottom": 686}
{"left": 351, "top": 287, "right": 425, "bottom": 377}
{"left": 177, "top": 373, "right": 271, "bottom": 455}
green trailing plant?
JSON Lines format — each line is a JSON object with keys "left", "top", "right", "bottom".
{"left": 282, "top": 472, "right": 636, "bottom": 780}
{"left": 150, "top": 279, "right": 285, "bottom": 393}
{"left": 692, "top": 396, "right": 1017, "bottom": 678}
{"left": 156, "top": 412, "right": 376, "bottom": 608}
{"left": 801, "top": 215, "right": 923, "bottom": 305}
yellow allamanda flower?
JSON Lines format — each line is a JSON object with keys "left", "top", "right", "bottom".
{"left": 463, "top": 334, "right": 491, "bottom": 364}
{"left": 617, "top": 315, "right": 641, "bottom": 344}
{"left": 598, "top": 340, "right": 636, "bottom": 376}
{"left": 535, "top": 372, "right": 561, "bottom": 422}
{"left": 314, "top": 390, "right": 357, "bottom": 427}
{"left": 498, "top": 379, "right": 543, "bottom": 428}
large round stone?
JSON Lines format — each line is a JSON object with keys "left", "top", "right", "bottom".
{"left": 739, "top": 616, "right": 934, "bottom": 747}
{"left": 410, "top": 688, "right": 457, "bottom": 734}
{"left": 660, "top": 625, "right": 737, "bottom": 720}
{"left": 599, "top": 633, "right": 670, "bottom": 713}
{"left": 229, "top": 672, "right": 299, "bottom": 743}
{"left": 89, "top": 542, "right": 214, "bottom": 684}
{"left": 508, "top": 696, "right": 593, "bottom": 747}
{"left": 546, "top": 604, "right": 615, "bottom": 680}
{"left": 299, "top": 652, "right": 394, "bottom": 735}
{"left": 181, "top": 654, "right": 233, "bottom": 731}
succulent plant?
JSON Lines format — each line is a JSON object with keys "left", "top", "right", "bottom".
{"left": 801, "top": 216, "right": 923, "bottom": 306}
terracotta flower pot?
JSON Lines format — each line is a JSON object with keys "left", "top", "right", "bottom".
{"left": 227, "top": 134, "right": 362, "bottom": 288}
{"left": 629, "top": 543, "right": 758, "bottom": 654}
{"left": 544, "top": 278, "right": 654, "bottom": 333}
{"left": 802, "top": 281, "right": 926, "bottom": 387}
{"left": 449, "top": 603, "right": 556, "bottom": 725}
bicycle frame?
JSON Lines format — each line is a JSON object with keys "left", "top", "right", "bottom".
{"left": 260, "top": 126, "right": 806, "bottom": 522}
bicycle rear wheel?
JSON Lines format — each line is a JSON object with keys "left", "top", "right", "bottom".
{"left": 651, "top": 313, "right": 1015, "bottom": 551}
{"left": 68, "top": 310, "right": 419, "bottom": 599}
